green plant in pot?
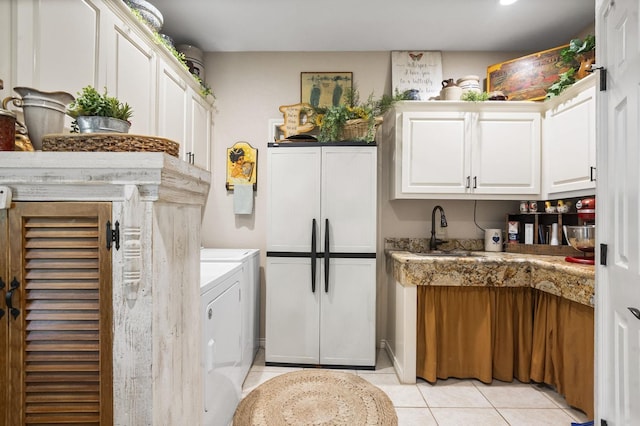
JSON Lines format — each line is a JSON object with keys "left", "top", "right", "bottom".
{"left": 67, "top": 86, "right": 133, "bottom": 133}
{"left": 546, "top": 35, "right": 596, "bottom": 99}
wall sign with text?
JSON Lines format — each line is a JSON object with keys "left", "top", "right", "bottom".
{"left": 391, "top": 51, "right": 443, "bottom": 101}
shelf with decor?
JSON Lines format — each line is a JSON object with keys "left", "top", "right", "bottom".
{"left": 504, "top": 212, "right": 585, "bottom": 256}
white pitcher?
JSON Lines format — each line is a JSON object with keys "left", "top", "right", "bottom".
{"left": 2, "top": 87, "right": 74, "bottom": 150}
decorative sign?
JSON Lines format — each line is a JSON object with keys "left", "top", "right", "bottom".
{"left": 278, "top": 102, "right": 315, "bottom": 139}
{"left": 226, "top": 141, "right": 257, "bottom": 191}
{"left": 392, "top": 51, "right": 443, "bottom": 100}
{"left": 487, "top": 45, "right": 571, "bottom": 101}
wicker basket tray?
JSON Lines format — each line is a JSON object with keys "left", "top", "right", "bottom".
{"left": 42, "top": 133, "right": 179, "bottom": 157}
{"left": 339, "top": 116, "right": 383, "bottom": 141}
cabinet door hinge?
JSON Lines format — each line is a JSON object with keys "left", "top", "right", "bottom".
{"left": 588, "top": 65, "right": 607, "bottom": 91}
{"left": 106, "top": 220, "right": 120, "bottom": 251}
{"left": 600, "top": 243, "right": 608, "bottom": 266}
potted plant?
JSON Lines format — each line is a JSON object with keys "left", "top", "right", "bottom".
{"left": 313, "top": 88, "right": 410, "bottom": 142}
{"left": 546, "top": 35, "right": 596, "bottom": 98}
{"left": 67, "top": 86, "right": 133, "bottom": 133}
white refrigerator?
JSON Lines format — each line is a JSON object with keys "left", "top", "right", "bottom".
{"left": 265, "top": 142, "right": 377, "bottom": 368}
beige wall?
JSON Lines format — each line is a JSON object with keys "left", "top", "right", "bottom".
{"left": 201, "top": 50, "right": 533, "bottom": 343}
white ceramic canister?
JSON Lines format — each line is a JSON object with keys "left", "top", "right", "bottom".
{"left": 484, "top": 228, "right": 503, "bottom": 252}
{"left": 177, "top": 44, "right": 206, "bottom": 81}
{"left": 456, "top": 75, "right": 481, "bottom": 94}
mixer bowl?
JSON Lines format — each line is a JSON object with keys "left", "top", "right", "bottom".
{"left": 563, "top": 225, "right": 596, "bottom": 253}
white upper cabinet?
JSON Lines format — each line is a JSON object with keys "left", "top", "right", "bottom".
{"left": 389, "top": 102, "right": 541, "bottom": 199}
{"left": 542, "top": 74, "right": 596, "bottom": 198}
{"left": 13, "top": 0, "right": 105, "bottom": 93}
{"left": 158, "top": 59, "right": 189, "bottom": 155}
{"left": 473, "top": 111, "right": 540, "bottom": 195}
{"left": 7, "top": 0, "right": 213, "bottom": 171}
{"left": 188, "top": 89, "right": 212, "bottom": 170}
{"left": 109, "top": 15, "right": 157, "bottom": 135}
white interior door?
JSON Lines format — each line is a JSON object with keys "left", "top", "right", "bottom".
{"left": 597, "top": 0, "right": 640, "bottom": 423}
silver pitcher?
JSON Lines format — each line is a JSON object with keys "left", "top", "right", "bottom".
{"left": 2, "top": 87, "right": 74, "bottom": 150}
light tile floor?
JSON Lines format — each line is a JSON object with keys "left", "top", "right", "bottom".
{"left": 241, "top": 348, "right": 592, "bottom": 426}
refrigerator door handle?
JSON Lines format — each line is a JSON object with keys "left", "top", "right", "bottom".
{"left": 324, "top": 218, "right": 330, "bottom": 293}
{"left": 311, "top": 218, "right": 317, "bottom": 293}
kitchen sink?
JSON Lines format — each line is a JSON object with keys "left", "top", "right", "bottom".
{"left": 410, "top": 250, "right": 483, "bottom": 257}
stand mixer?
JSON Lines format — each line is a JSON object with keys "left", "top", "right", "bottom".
{"left": 563, "top": 197, "right": 596, "bottom": 265}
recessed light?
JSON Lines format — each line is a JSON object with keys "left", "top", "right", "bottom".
{"left": 500, "top": 0, "right": 518, "bottom": 5}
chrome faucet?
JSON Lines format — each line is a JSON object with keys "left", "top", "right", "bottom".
{"left": 430, "top": 205, "right": 448, "bottom": 250}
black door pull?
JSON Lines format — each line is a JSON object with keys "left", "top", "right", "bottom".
{"left": 5, "top": 277, "right": 20, "bottom": 319}
{"left": 311, "top": 219, "right": 317, "bottom": 293}
{"left": 629, "top": 307, "right": 640, "bottom": 321}
{"left": 324, "top": 218, "right": 330, "bottom": 293}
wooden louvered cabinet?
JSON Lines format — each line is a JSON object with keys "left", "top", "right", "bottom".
{"left": 0, "top": 202, "right": 113, "bottom": 425}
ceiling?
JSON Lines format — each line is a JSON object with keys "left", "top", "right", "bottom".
{"left": 148, "top": 0, "right": 595, "bottom": 53}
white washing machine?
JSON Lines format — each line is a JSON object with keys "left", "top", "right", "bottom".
{"left": 200, "top": 261, "right": 243, "bottom": 426}
{"left": 200, "top": 248, "right": 260, "bottom": 379}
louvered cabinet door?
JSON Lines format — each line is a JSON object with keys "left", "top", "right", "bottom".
{"left": 5, "top": 202, "right": 113, "bottom": 425}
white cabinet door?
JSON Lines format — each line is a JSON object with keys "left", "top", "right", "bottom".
{"left": 13, "top": 0, "right": 105, "bottom": 93}
{"left": 265, "top": 257, "right": 320, "bottom": 365}
{"left": 189, "top": 89, "right": 212, "bottom": 170}
{"left": 266, "top": 147, "right": 321, "bottom": 253}
{"left": 321, "top": 146, "right": 377, "bottom": 253}
{"left": 157, "top": 59, "right": 188, "bottom": 152}
{"left": 110, "top": 18, "right": 156, "bottom": 135}
{"left": 473, "top": 112, "right": 540, "bottom": 194}
{"left": 399, "top": 111, "right": 469, "bottom": 195}
{"left": 320, "top": 258, "right": 376, "bottom": 366}
{"left": 543, "top": 77, "right": 596, "bottom": 197}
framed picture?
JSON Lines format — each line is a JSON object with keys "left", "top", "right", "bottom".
{"left": 226, "top": 141, "right": 258, "bottom": 191}
{"left": 268, "top": 118, "right": 284, "bottom": 142}
{"left": 301, "top": 72, "right": 352, "bottom": 108}
{"left": 391, "top": 51, "right": 443, "bottom": 100}
{"left": 487, "top": 45, "right": 571, "bottom": 101}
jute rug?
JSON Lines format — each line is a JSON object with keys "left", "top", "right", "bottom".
{"left": 233, "top": 370, "right": 398, "bottom": 425}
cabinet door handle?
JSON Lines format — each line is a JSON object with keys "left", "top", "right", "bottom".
{"left": 324, "top": 218, "right": 330, "bottom": 293}
{"left": 629, "top": 307, "right": 640, "bottom": 321}
{"left": 590, "top": 166, "right": 596, "bottom": 181}
{"left": 466, "top": 176, "right": 470, "bottom": 189}
{"left": 5, "top": 277, "right": 19, "bottom": 320}
{"left": 473, "top": 176, "right": 477, "bottom": 189}
{"left": 310, "top": 219, "right": 317, "bottom": 293}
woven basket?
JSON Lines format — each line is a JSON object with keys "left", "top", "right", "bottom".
{"left": 42, "top": 133, "right": 179, "bottom": 157}
{"left": 339, "top": 116, "right": 383, "bottom": 142}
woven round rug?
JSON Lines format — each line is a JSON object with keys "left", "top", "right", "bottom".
{"left": 233, "top": 370, "right": 398, "bottom": 425}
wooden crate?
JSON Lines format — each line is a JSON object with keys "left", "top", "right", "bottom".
{"left": 505, "top": 212, "right": 584, "bottom": 257}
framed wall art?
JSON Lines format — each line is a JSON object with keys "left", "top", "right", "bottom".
{"left": 300, "top": 72, "right": 352, "bottom": 108}
{"left": 391, "top": 51, "right": 443, "bottom": 100}
{"left": 487, "top": 45, "right": 571, "bottom": 101}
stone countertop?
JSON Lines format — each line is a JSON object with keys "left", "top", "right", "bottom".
{"left": 386, "top": 239, "right": 595, "bottom": 307}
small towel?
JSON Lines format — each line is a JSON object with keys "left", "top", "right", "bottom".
{"left": 233, "top": 183, "right": 254, "bottom": 215}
